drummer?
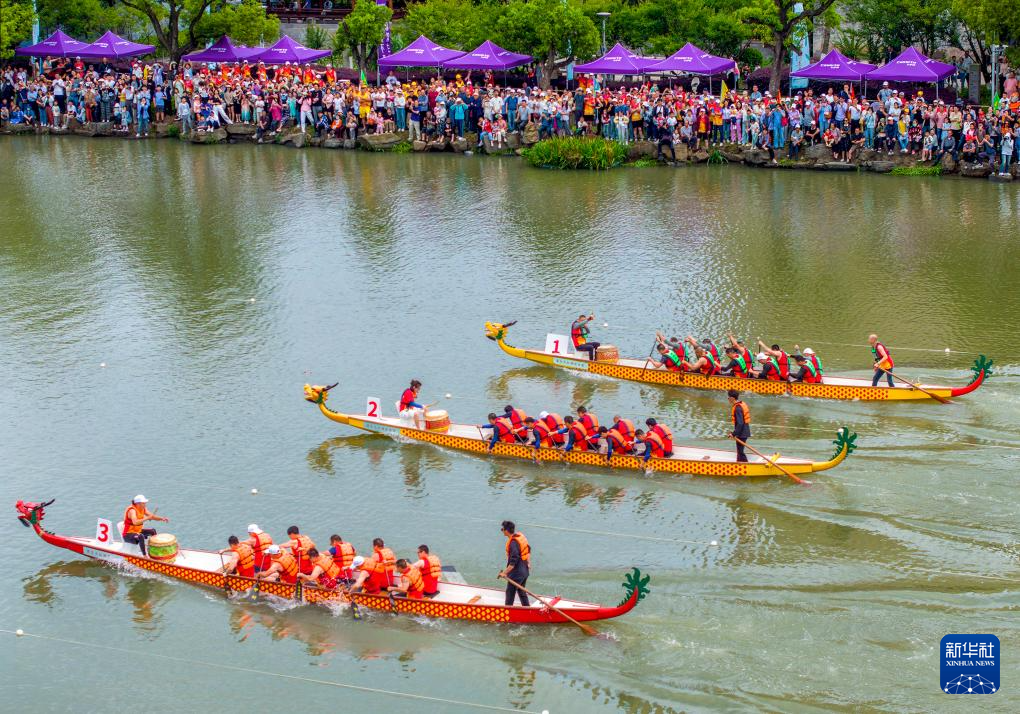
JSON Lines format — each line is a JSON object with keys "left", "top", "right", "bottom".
{"left": 570, "top": 313, "right": 600, "bottom": 360}
{"left": 398, "top": 379, "right": 426, "bottom": 428}
{"left": 122, "top": 495, "right": 168, "bottom": 557}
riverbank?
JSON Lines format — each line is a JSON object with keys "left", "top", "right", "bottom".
{"left": 3, "top": 118, "right": 1016, "bottom": 182}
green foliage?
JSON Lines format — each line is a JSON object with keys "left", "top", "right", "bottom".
{"left": 829, "top": 428, "right": 858, "bottom": 461}
{"left": 617, "top": 567, "right": 651, "bottom": 607}
{"left": 494, "top": 0, "right": 599, "bottom": 87}
{"left": 1, "top": 0, "right": 34, "bottom": 60}
{"left": 304, "top": 23, "right": 329, "bottom": 50}
{"left": 167, "top": 123, "right": 182, "bottom": 138}
{"left": 117, "top": 0, "right": 216, "bottom": 61}
{"left": 391, "top": 140, "right": 414, "bottom": 153}
{"left": 334, "top": 0, "right": 392, "bottom": 74}
{"left": 400, "top": 0, "right": 493, "bottom": 51}
{"left": 628, "top": 157, "right": 659, "bottom": 167}
{"left": 890, "top": 165, "right": 943, "bottom": 176}
{"left": 833, "top": 28, "right": 870, "bottom": 61}
{"left": 522, "top": 136, "right": 628, "bottom": 170}
{"left": 37, "top": 0, "right": 121, "bottom": 41}
{"left": 739, "top": 0, "right": 840, "bottom": 92}
{"left": 707, "top": 149, "right": 728, "bottom": 164}
{"left": 843, "top": 0, "right": 957, "bottom": 57}
{"left": 195, "top": 0, "right": 280, "bottom": 48}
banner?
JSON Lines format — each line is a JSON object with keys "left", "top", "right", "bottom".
{"left": 789, "top": 3, "right": 810, "bottom": 90}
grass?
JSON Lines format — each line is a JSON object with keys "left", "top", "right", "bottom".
{"left": 167, "top": 124, "right": 181, "bottom": 139}
{"left": 627, "top": 158, "right": 659, "bottom": 168}
{"left": 890, "top": 165, "right": 943, "bottom": 176}
{"left": 707, "top": 149, "right": 728, "bottom": 165}
{"left": 522, "top": 136, "right": 628, "bottom": 170}
{"left": 391, "top": 141, "right": 413, "bottom": 154}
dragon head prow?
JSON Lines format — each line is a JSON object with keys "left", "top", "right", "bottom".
{"left": 303, "top": 383, "right": 337, "bottom": 405}
{"left": 484, "top": 320, "right": 516, "bottom": 342}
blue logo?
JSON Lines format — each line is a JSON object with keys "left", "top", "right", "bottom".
{"left": 941, "top": 634, "right": 999, "bottom": 694}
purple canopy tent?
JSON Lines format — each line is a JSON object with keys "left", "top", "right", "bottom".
{"left": 442, "top": 40, "right": 531, "bottom": 71}
{"left": 183, "top": 36, "right": 263, "bottom": 63}
{"left": 573, "top": 43, "right": 652, "bottom": 75}
{"left": 644, "top": 42, "right": 733, "bottom": 75}
{"left": 378, "top": 35, "right": 464, "bottom": 68}
{"left": 248, "top": 36, "right": 331, "bottom": 65}
{"left": 866, "top": 47, "right": 955, "bottom": 83}
{"left": 77, "top": 31, "right": 155, "bottom": 60}
{"left": 14, "top": 30, "right": 88, "bottom": 58}
{"left": 790, "top": 49, "right": 875, "bottom": 81}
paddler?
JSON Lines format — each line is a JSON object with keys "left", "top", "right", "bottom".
{"left": 372, "top": 538, "right": 397, "bottom": 586}
{"left": 497, "top": 520, "right": 530, "bottom": 606}
{"left": 482, "top": 412, "right": 516, "bottom": 450}
{"left": 389, "top": 559, "right": 426, "bottom": 599}
{"left": 634, "top": 429, "right": 666, "bottom": 462}
{"left": 727, "top": 332, "right": 755, "bottom": 368}
{"left": 122, "top": 495, "right": 168, "bottom": 557}
{"left": 538, "top": 411, "right": 566, "bottom": 445}
{"left": 794, "top": 345, "right": 824, "bottom": 377}
{"left": 220, "top": 535, "right": 256, "bottom": 578}
{"left": 597, "top": 425, "right": 632, "bottom": 460}
{"left": 328, "top": 534, "right": 357, "bottom": 583}
{"left": 242, "top": 523, "right": 274, "bottom": 572}
{"left": 648, "top": 342, "right": 684, "bottom": 371}
{"left": 558, "top": 415, "right": 594, "bottom": 451}
{"left": 644, "top": 418, "right": 674, "bottom": 457}
{"left": 350, "top": 553, "right": 388, "bottom": 594}
{"left": 399, "top": 379, "right": 426, "bottom": 428}
{"left": 576, "top": 406, "right": 599, "bottom": 434}
{"left": 756, "top": 351, "right": 784, "bottom": 381}
{"left": 757, "top": 340, "right": 793, "bottom": 380}
{"left": 281, "top": 526, "right": 317, "bottom": 575}
{"left": 611, "top": 415, "right": 636, "bottom": 443}
{"left": 719, "top": 346, "right": 752, "bottom": 378}
{"left": 570, "top": 313, "right": 600, "bottom": 361}
{"left": 728, "top": 390, "right": 751, "bottom": 462}
{"left": 657, "top": 332, "right": 694, "bottom": 368}
{"left": 412, "top": 544, "right": 443, "bottom": 598}
{"left": 503, "top": 404, "right": 528, "bottom": 441}
{"left": 682, "top": 345, "right": 719, "bottom": 375}
{"left": 256, "top": 545, "right": 299, "bottom": 584}
{"left": 790, "top": 354, "right": 822, "bottom": 383}
{"left": 297, "top": 547, "right": 342, "bottom": 590}
{"left": 869, "top": 334, "right": 894, "bottom": 387}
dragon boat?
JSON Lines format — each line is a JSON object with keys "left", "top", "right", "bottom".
{"left": 16, "top": 500, "right": 647, "bottom": 626}
{"left": 484, "top": 321, "right": 992, "bottom": 403}
{"left": 304, "top": 384, "right": 857, "bottom": 478}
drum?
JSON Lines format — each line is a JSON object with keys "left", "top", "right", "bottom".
{"left": 595, "top": 345, "right": 619, "bottom": 363}
{"left": 147, "top": 533, "right": 178, "bottom": 564}
{"left": 425, "top": 410, "right": 451, "bottom": 433}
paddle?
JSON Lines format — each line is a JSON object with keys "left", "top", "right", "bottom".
{"left": 881, "top": 368, "right": 951, "bottom": 404}
{"left": 731, "top": 436, "right": 807, "bottom": 485}
{"left": 501, "top": 574, "right": 603, "bottom": 638}
{"left": 640, "top": 338, "right": 660, "bottom": 376}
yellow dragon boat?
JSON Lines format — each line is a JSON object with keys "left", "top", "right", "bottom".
{"left": 484, "top": 321, "right": 993, "bottom": 402}
{"left": 304, "top": 385, "right": 856, "bottom": 479}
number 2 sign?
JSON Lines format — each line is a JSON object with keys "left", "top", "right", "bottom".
{"left": 366, "top": 397, "right": 381, "bottom": 418}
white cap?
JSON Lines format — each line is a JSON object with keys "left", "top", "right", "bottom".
{"left": 538, "top": 411, "right": 549, "bottom": 419}
{"left": 803, "top": 348, "right": 815, "bottom": 355}
{"left": 351, "top": 556, "right": 365, "bottom": 569}
{"left": 756, "top": 352, "right": 768, "bottom": 362}
{"left": 266, "top": 545, "right": 281, "bottom": 555}
{"left": 133, "top": 494, "right": 148, "bottom": 503}
{"left": 247, "top": 523, "right": 261, "bottom": 534}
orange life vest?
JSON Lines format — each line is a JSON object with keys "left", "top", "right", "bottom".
{"left": 231, "top": 542, "right": 255, "bottom": 577}
{"left": 643, "top": 432, "right": 666, "bottom": 458}
{"left": 376, "top": 546, "right": 396, "bottom": 584}
{"left": 569, "top": 422, "right": 589, "bottom": 451}
{"left": 313, "top": 553, "right": 341, "bottom": 580}
{"left": 401, "top": 566, "right": 425, "bottom": 598}
{"left": 732, "top": 401, "right": 751, "bottom": 425}
{"left": 332, "top": 541, "right": 356, "bottom": 570}
{"left": 123, "top": 503, "right": 146, "bottom": 535}
{"left": 650, "top": 424, "right": 673, "bottom": 453}
{"left": 290, "top": 534, "right": 316, "bottom": 564}
{"left": 362, "top": 555, "right": 388, "bottom": 592}
{"left": 273, "top": 550, "right": 299, "bottom": 583}
{"left": 532, "top": 420, "right": 556, "bottom": 447}
{"left": 614, "top": 418, "right": 635, "bottom": 442}
{"left": 607, "top": 427, "right": 631, "bottom": 453}
{"left": 506, "top": 532, "right": 530, "bottom": 566}
{"left": 493, "top": 417, "right": 516, "bottom": 443}
{"left": 252, "top": 532, "right": 274, "bottom": 570}
{"left": 421, "top": 554, "right": 442, "bottom": 593}
{"left": 578, "top": 412, "right": 599, "bottom": 434}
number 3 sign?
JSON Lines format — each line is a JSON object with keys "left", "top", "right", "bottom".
{"left": 96, "top": 518, "right": 115, "bottom": 543}
{"left": 366, "top": 397, "right": 381, "bottom": 418}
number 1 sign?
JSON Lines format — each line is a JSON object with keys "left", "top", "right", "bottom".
{"left": 545, "top": 334, "right": 571, "bottom": 355}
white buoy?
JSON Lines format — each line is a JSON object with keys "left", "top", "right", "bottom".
{"left": 542, "top": 710, "right": 549, "bottom": 714}
{"left": 710, "top": 540, "right": 719, "bottom": 546}
{"left": 602, "top": 322, "right": 608, "bottom": 327}
{"left": 15, "top": 629, "right": 24, "bottom": 637}
{"left": 945, "top": 348, "right": 951, "bottom": 353}
{"left": 445, "top": 393, "right": 452, "bottom": 398}
{"left": 251, "top": 488, "right": 258, "bottom": 495}
{"left": 249, "top": 298, "right": 256, "bottom": 303}
{"left": 99, "top": 362, "right": 106, "bottom": 368}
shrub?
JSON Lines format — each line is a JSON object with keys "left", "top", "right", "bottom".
{"left": 522, "top": 136, "right": 628, "bottom": 170}
{"left": 890, "top": 165, "right": 942, "bottom": 176}
{"left": 167, "top": 124, "right": 181, "bottom": 139}
{"left": 628, "top": 158, "right": 658, "bottom": 168}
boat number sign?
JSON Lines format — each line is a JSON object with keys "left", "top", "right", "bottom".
{"left": 545, "top": 334, "right": 571, "bottom": 355}
{"left": 96, "top": 518, "right": 115, "bottom": 543}
{"left": 366, "top": 397, "right": 381, "bottom": 417}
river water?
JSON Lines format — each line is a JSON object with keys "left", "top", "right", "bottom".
{"left": 2, "top": 137, "right": 1019, "bottom": 712}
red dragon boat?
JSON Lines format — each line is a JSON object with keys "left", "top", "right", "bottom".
{"left": 15, "top": 500, "right": 649, "bottom": 626}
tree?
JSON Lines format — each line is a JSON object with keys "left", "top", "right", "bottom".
{"left": 400, "top": 0, "right": 493, "bottom": 51}
{"left": 842, "top": 0, "right": 956, "bottom": 58}
{"left": 740, "top": 0, "right": 839, "bottom": 94}
{"left": 1, "top": 0, "right": 34, "bottom": 59}
{"left": 117, "top": 0, "right": 215, "bottom": 62}
{"left": 495, "top": 0, "right": 599, "bottom": 88}
{"left": 953, "top": 0, "right": 1020, "bottom": 82}
{"left": 333, "top": 0, "right": 392, "bottom": 75}
{"left": 194, "top": 0, "right": 280, "bottom": 48}
{"left": 37, "top": 0, "right": 121, "bottom": 41}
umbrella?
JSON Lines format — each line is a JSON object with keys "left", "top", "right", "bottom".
{"left": 14, "top": 30, "right": 88, "bottom": 58}
{"left": 77, "top": 30, "right": 155, "bottom": 60}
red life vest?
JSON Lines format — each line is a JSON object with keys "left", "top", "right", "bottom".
{"left": 532, "top": 421, "right": 555, "bottom": 447}
{"left": 542, "top": 413, "right": 565, "bottom": 444}
{"left": 643, "top": 432, "right": 666, "bottom": 458}
{"left": 740, "top": 346, "right": 753, "bottom": 367}
{"left": 492, "top": 418, "right": 516, "bottom": 443}
{"left": 731, "top": 353, "right": 750, "bottom": 379}
{"left": 650, "top": 424, "right": 673, "bottom": 454}
{"left": 506, "top": 408, "right": 527, "bottom": 433}
{"left": 331, "top": 541, "right": 356, "bottom": 578}
{"left": 607, "top": 428, "right": 630, "bottom": 454}
{"left": 776, "top": 351, "right": 790, "bottom": 379}
{"left": 570, "top": 321, "right": 588, "bottom": 348}
{"left": 705, "top": 342, "right": 720, "bottom": 362}
{"left": 578, "top": 412, "right": 599, "bottom": 434}
{"left": 701, "top": 353, "right": 720, "bottom": 376}
{"left": 569, "top": 422, "right": 589, "bottom": 451}
{"left": 808, "top": 354, "right": 823, "bottom": 375}
{"left": 421, "top": 554, "right": 442, "bottom": 593}
{"left": 803, "top": 360, "right": 822, "bottom": 384}
{"left": 873, "top": 342, "right": 894, "bottom": 369}
{"left": 763, "top": 358, "right": 782, "bottom": 381}
{"left": 252, "top": 532, "right": 274, "bottom": 570}
{"left": 399, "top": 388, "right": 417, "bottom": 411}
{"left": 662, "top": 350, "right": 683, "bottom": 371}
{"left": 614, "top": 418, "right": 635, "bottom": 442}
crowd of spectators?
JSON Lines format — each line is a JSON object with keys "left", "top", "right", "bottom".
{"left": 2, "top": 56, "right": 1018, "bottom": 174}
